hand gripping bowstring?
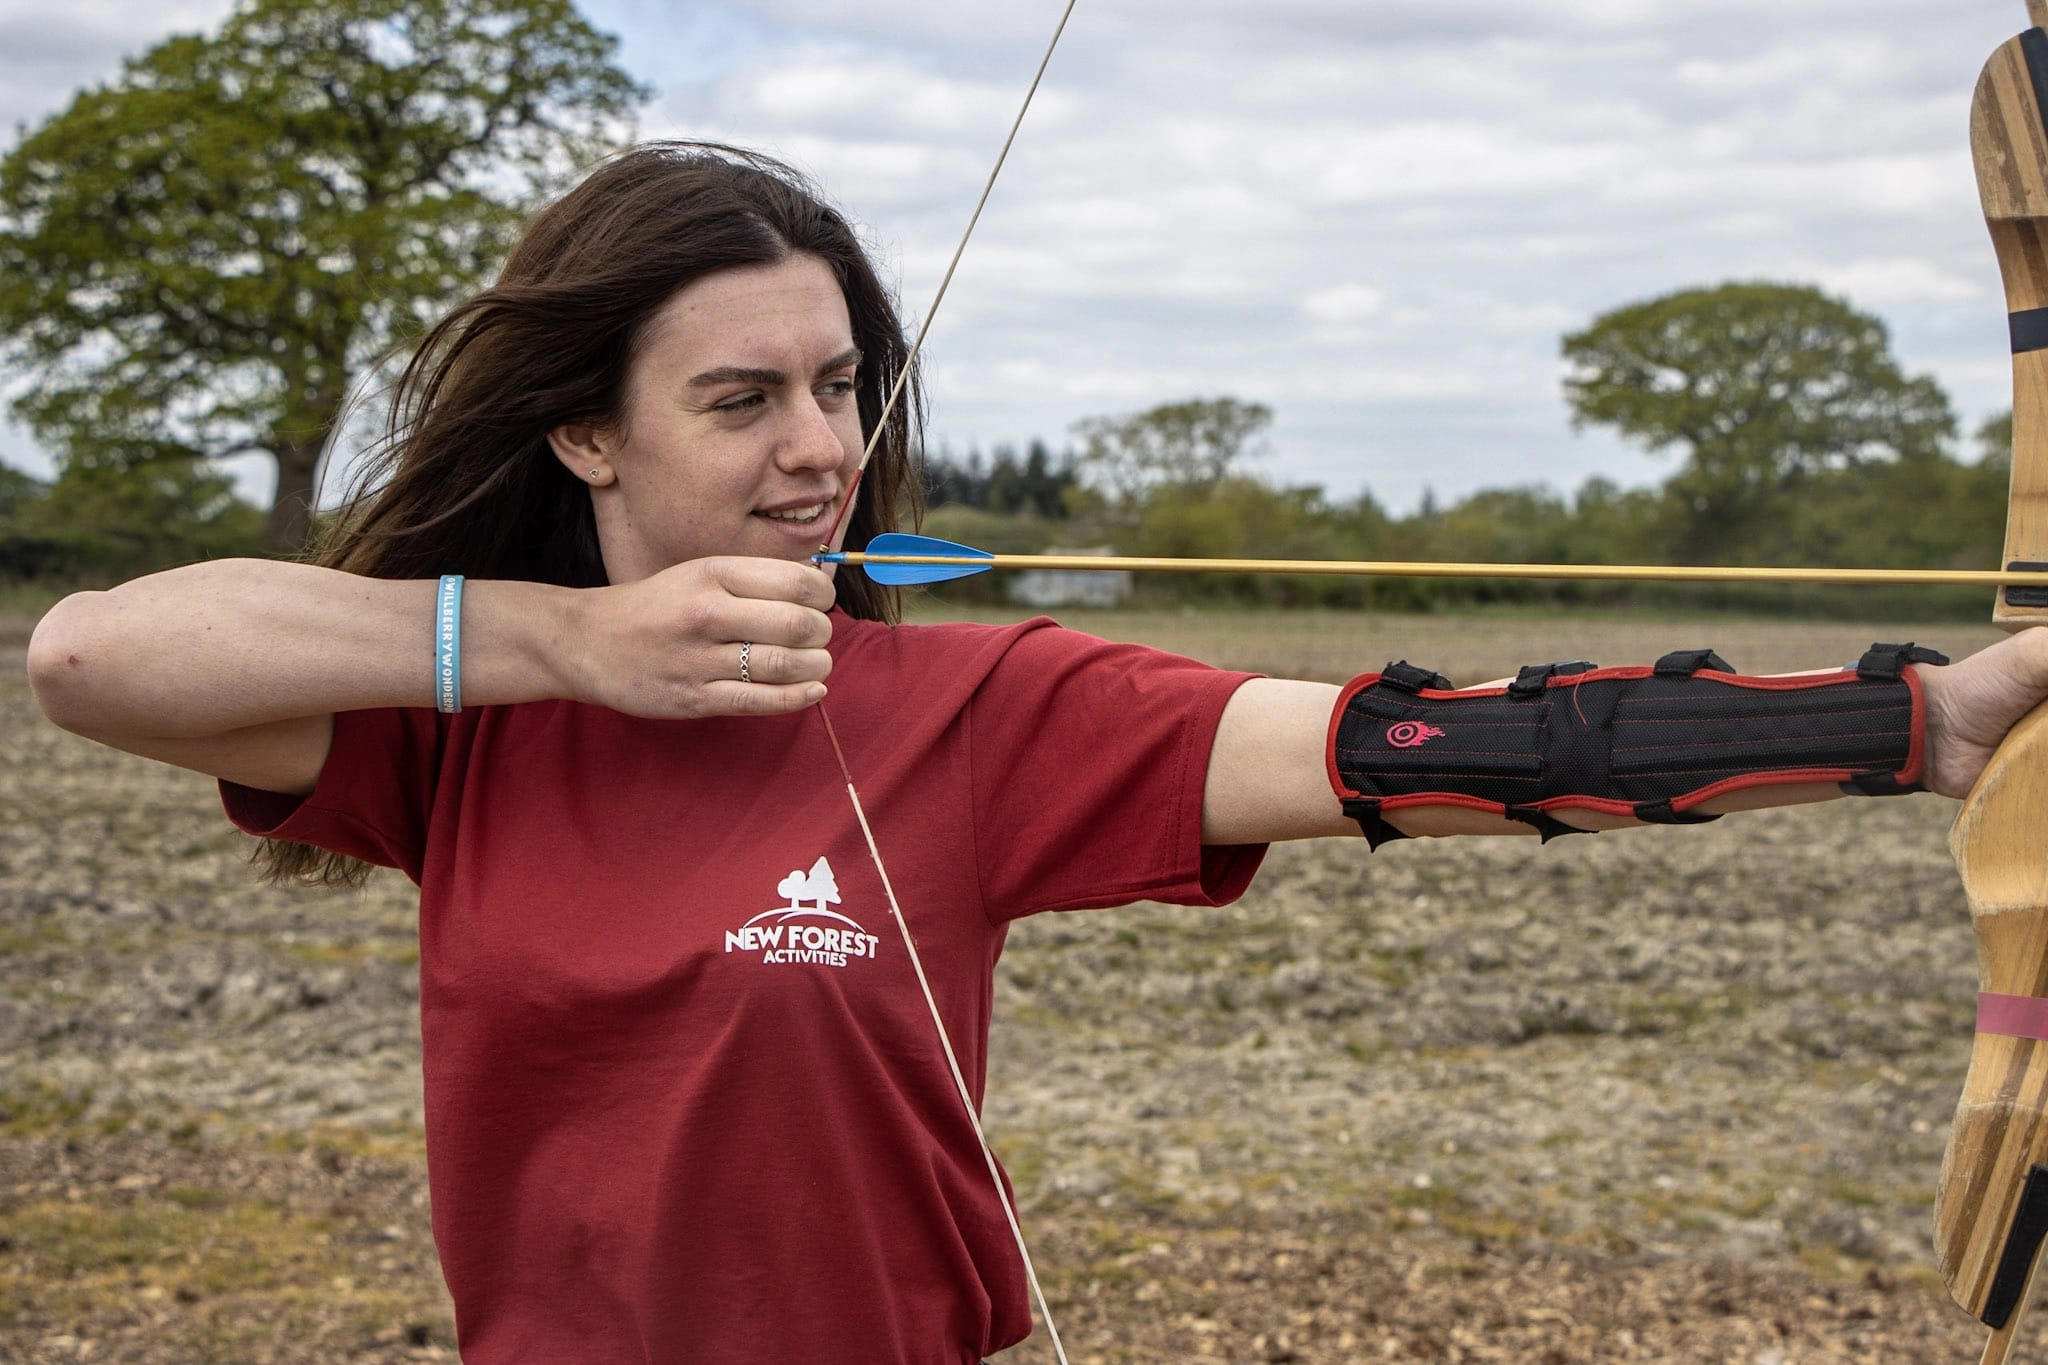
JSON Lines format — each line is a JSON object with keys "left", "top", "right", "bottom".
{"left": 810, "top": 5, "right": 1080, "bottom": 1362}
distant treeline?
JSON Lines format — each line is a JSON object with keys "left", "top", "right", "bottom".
{"left": 909, "top": 287, "right": 2016, "bottom": 619}
{"left": 923, "top": 441, "right": 1080, "bottom": 519}
{"left": 0, "top": 459, "right": 265, "bottom": 584}
{"left": 914, "top": 447, "right": 2007, "bottom": 618}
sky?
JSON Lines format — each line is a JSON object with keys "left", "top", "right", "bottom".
{"left": 0, "top": 0, "right": 2032, "bottom": 514}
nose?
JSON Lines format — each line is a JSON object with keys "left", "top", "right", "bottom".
{"left": 778, "top": 393, "right": 856, "bottom": 476}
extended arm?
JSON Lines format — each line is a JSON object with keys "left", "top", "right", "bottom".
{"left": 27, "top": 556, "right": 837, "bottom": 795}
{"left": 1199, "top": 630, "right": 2048, "bottom": 846}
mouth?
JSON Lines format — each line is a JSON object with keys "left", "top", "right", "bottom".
{"left": 754, "top": 501, "right": 831, "bottom": 527}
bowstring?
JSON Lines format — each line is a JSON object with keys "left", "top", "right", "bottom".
{"left": 818, "top": 708, "right": 1071, "bottom": 1365}
{"left": 814, "top": 4, "right": 1082, "bottom": 1361}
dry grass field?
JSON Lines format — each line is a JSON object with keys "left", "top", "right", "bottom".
{"left": 2, "top": 598, "right": 2039, "bottom": 1363}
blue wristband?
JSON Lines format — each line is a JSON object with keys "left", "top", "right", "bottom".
{"left": 435, "top": 575, "right": 464, "bottom": 714}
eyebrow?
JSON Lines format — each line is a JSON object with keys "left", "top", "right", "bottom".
{"left": 687, "top": 347, "right": 861, "bottom": 389}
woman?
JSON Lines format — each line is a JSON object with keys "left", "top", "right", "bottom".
{"left": 25, "top": 142, "right": 2048, "bottom": 1364}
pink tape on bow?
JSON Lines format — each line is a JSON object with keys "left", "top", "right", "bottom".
{"left": 1979, "top": 992, "right": 2048, "bottom": 1040}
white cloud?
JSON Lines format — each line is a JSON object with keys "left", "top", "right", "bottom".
{"left": 712, "top": 52, "right": 1032, "bottom": 137}
{"left": 1302, "top": 285, "right": 1389, "bottom": 326}
{"left": 0, "top": 1, "right": 231, "bottom": 128}
{"left": 1801, "top": 257, "right": 1987, "bottom": 308}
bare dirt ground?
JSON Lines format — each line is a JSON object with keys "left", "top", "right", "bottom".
{"left": 2, "top": 602, "right": 2036, "bottom": 1363}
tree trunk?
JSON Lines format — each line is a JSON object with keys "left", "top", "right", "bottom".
{"left": 264, "top": 376, "right": 353, "bottom": 551}
{"left": 264, "top": 436, "right": 324, "bottom": 550}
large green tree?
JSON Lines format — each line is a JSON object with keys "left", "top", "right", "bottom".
{"left": 1072, "top": 397, "right": 1273, "bottom": 513}
{"left": 1561, "top": 283, "right": 1956, "bottom": 561}
{"left": 0, "top": 0, "right": 647, "bottom": 547}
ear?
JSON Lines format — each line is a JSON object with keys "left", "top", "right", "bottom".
{"left": 549, "top": 422, "right": 617, "bottom": 487}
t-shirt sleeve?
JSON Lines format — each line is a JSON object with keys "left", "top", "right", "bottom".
{"left": 968, "top": 624, "right": 1266, "bottom": 920}
{"left": 217, "top": 706, "right": 446, "bottom": 882}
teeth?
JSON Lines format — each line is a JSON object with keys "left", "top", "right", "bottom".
{"left": 763, "top": 504, "right": 826, "bottom": 522}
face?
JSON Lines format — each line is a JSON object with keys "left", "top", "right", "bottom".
{"left": 554, "top": 253, "right": 863, "bottom": 583}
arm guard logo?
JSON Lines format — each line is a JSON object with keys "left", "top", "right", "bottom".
{"left": 1385, "top": 721, "right": 1445, "bottom": 748}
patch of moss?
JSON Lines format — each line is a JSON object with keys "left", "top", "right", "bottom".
{"left": 0, "top": 1078, "right": 93, "bottom": 1136}
{"left": 255, "top": 1121, "right": 425, "bottom": 1164}
{"left": 274, "top": 938, "right": 418, "bottom": 969}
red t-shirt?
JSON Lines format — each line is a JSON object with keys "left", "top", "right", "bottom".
{"left": 222, "top": 614, "right": 1265, "bottom": 1364}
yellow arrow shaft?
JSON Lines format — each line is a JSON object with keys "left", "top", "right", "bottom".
{"left": 841, "top": 551, "right": 2042, "bottom": 588}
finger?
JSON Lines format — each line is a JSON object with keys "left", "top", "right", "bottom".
{"left": 704, "top": 556, "right": 839, "bottom": 613}
{"left": 700, "top": 601, "right": 835, "bottom": 658}
{"left": 700, "top": 595, "right": 835, "bottom": 651}
{"left": 699, "top": 679, "right": 828, "bottom": 717}
{"left": 727, "top": 642, "right": 832, "bottom": 687}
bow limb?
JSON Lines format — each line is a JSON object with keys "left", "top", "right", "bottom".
{"left": 1944, "top": 704, "right": 2048, "bottom": 1363}
{"left": 1937, "top": 7, "right": 2048, "bottom": 1359}
{"left": 1981, "top": 0, "right": 2048, "bottom": 636}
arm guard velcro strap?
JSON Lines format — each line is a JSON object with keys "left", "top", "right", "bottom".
{"left": 1841, "top": 643, "right": 1949, "bottom": 794}
{"left": 1325, "top": 644, "right": 1937, "bottom": 848}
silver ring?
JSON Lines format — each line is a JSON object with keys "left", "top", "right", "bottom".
{"left": 738, "top": 641, "right": 752, "bottom": 684}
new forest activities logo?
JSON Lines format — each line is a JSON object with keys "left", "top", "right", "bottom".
{"left": 723, "top": 855, "right": 882, "bottom": 969}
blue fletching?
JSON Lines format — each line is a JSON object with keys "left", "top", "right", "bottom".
{"left": 855, "top": 532, "right": 995, "bottom": 585}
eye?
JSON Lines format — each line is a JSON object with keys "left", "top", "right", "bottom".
{"left": 715, "top": 391, "right": 766, "bottom": 412}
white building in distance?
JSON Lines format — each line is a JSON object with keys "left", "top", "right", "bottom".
{"left": 1007, "top": 546, "right": 1132, "bottom": 609}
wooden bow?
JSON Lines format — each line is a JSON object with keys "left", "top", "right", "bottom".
{"left": 1936, "top": 6, "right": 2048, "bottom": 1360}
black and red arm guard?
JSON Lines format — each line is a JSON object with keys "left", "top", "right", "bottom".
{"left": 1325, "top": 643, "right": 1943, "bottom": 848}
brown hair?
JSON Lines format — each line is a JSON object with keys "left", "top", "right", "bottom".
{"left": 260, "top": 142, "right": 924, "bottom": 885}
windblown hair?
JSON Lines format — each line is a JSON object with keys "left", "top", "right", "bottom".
{"left": 258, "top": 142, "right": 925, "bottom": 886}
